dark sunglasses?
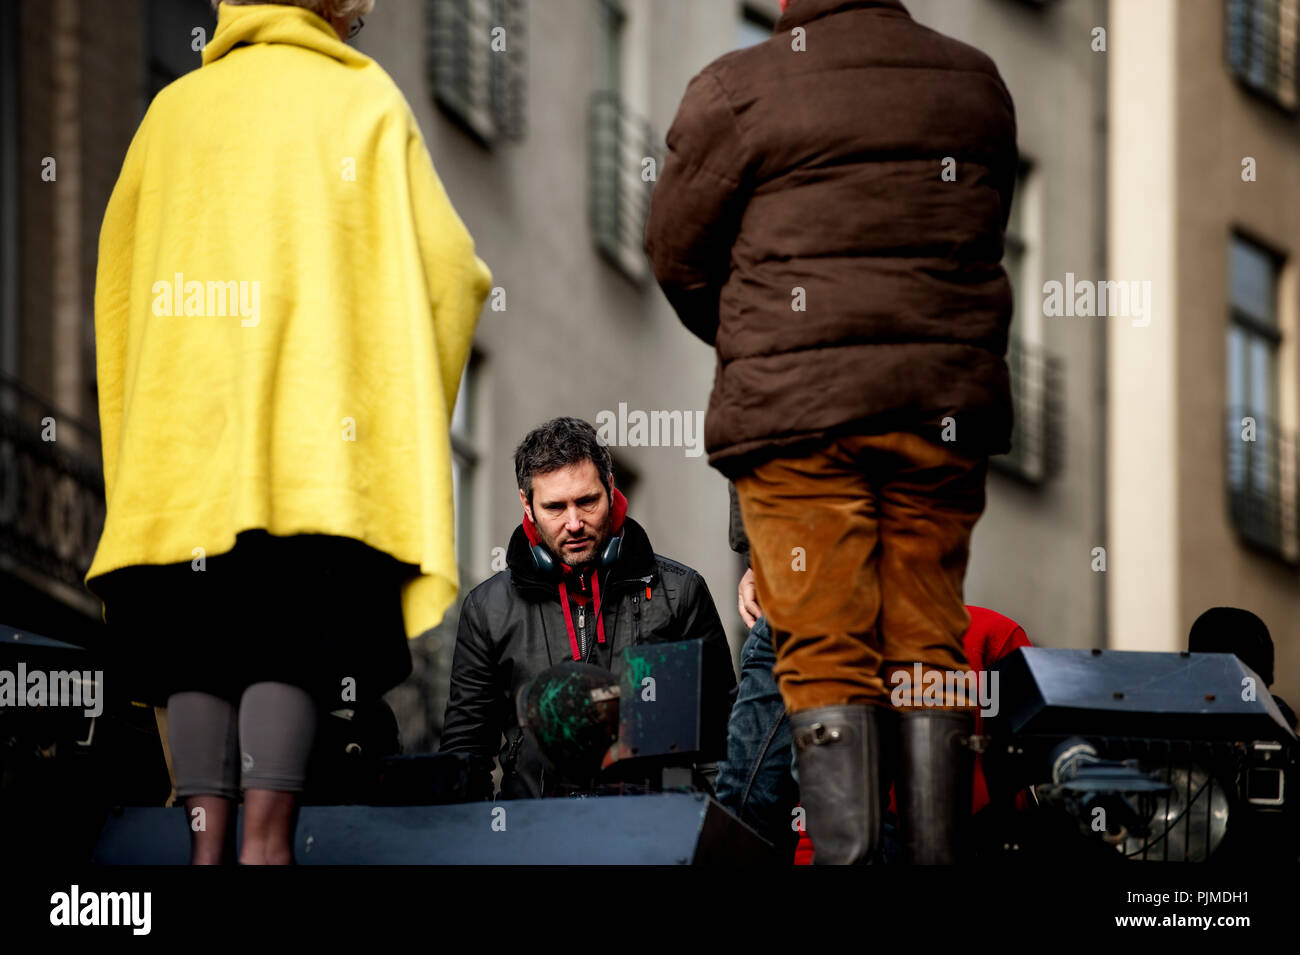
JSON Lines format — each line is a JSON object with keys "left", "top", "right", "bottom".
{"left": 347, "top": 17, "right": 364, "bottom": 40}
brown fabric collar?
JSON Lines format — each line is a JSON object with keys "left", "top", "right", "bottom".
{"left": 776, "top": 0, "right": 910, "bottom": 32}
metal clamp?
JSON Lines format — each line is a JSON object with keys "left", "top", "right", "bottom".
{"left": 795, "top": 722, "right": 843, "bottom": 747}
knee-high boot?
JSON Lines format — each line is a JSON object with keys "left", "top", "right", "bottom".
{"left": 791, "top": 704, "right": 886, "bottom": 864}
{"left": 896, "top": 708, "right": 975, "bottom": 864}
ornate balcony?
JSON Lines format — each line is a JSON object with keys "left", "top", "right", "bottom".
{"left": 0, "top": 376, "right": 104, "bottom": 615}
{"left": 1225, "top": 408, "right": 1300, "bottom": 562}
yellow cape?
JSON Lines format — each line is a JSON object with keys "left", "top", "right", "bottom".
{"left": 87, "top": 1, "right": 491, "bottom": 638}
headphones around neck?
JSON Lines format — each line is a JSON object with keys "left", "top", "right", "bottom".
{"left": 529, "top": 531, "right": 623, "bottom": 575}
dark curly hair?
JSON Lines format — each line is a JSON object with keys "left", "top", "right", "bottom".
{"left": 514, "top": 417, "right": 613, "bottom": 505}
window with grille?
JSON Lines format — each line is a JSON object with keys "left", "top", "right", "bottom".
{"left": 1225, "top": 234, "right": 1296, "bottom": 560}
{"left": 1225, "top": 0, "right": 1299, "bottom": 110}
{"left": 588, "top": 1, "right": 662, "bottom": 284}
{"left": 992, "top": 162, "right": 1062, "bottom": 485}
{"left": 428, "top": 0, "right": 527, "bottom": 145}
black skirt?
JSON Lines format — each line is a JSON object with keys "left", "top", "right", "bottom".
{"left": 89, "top": 530, "right": 416, "bottom": 708}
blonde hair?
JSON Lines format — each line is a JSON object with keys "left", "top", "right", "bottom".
{"left": 210, "top": 0, "right": 376, "bottom": 20}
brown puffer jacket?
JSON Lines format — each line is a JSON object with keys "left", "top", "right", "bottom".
{"left": 645, "top": 0, "right": 1019, "bottom": 477}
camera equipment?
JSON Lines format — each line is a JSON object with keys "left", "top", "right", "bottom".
{"left": 516, "top": 638, "right": 731, "bottom": 793}
{"left": 983, "top": 647, "right": 1297, "bottom": 862}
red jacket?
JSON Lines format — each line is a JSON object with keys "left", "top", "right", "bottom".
{"left": 794, "top": 605, "right": 1031, "bottom": 864}
{"left": 951, "top": 605, "right": 1031, "bottom": 815}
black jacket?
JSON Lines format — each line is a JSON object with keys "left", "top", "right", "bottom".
{"left": 439, "top": 516, "right": 735, "bottom": 799}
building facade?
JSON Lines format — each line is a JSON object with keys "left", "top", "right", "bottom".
{"left": 3, "top": 0, "right": 1294, "bottom": 756}
{"left": 1110, "top": 0, "right": 1300, "bottom": 708}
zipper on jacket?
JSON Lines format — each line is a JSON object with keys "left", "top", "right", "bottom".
{"left": 577, "top": 603, "right": 587, "bottom": 658}
{"left": 630, "top": 575, "right": 653, "bottom": 643}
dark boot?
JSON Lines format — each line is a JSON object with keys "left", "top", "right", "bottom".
{"left": 896, "top": 708, "right": 975, "bottom": 864}
{"left": 791, "top": 704, "right": 884, "bottom": 864}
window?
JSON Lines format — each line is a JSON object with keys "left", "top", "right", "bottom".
{"left": 588, "top": 0, "right": 662, "bottom": 284}
{"left": 450, "top": 352, "right": 482, "bottom": 585}
{"left": 992, "top": 161, "right": 1062, "bottom": 485}
{"left": 1225, "top": 234, "right": 1294, "bottom": 558}
{"left": 1227, "top": 237, "right": 1280, "bottom": 428}
{"left": 737, "top": 5, "right": 775, "bottom": 49}
{"left": 428, "top": 0, "right": 527, "bottom": 145}
{"left": 1004, "top": 164, "right": 1031, "bottom": 325}
{"left": 1225, "top": 0, "right": 1299, "bottom": 110}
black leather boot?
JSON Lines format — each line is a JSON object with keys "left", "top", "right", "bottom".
{"left": 791, "top": 704, "right": 884, "bottom": 864}
{"left": 896, "top": 708, "right": 975, "bottom": 864}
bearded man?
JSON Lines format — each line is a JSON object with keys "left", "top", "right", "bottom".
{"left": 440, "top": 417, "right": 735, "bottom": 799}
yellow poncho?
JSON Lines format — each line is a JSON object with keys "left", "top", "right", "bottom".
{"left": 87, "top": 2, "right": 491, "bottom": 638}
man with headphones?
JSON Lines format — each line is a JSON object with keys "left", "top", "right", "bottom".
{"left": 439, "top": 416, "right": 735, "bottom": 800}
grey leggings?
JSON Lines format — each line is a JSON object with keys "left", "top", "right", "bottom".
{"left": 167, "top": 682, "right": 318, "bottom": 799}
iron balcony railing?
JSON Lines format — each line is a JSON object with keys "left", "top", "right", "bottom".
{"left": 1225, "top": 407, "right": 1300, "bottom": 562}
{"left": 0, "top": 375, "right": 104, "bottom": 614}
{"left": 588, "top": 91, "right": 664, "bottom": 285}
{"left": 991, "top": 336, "right": 1064, "bottom": 485}
{"left": 427, "top": 0, "right": 527, "bottom": 145}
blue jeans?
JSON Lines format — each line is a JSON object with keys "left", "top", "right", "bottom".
{"left": 715, "top": 617, "right": 902, "bottom": 863}
{"left": 715, "top": 618, "right": 801, "bottom": 861}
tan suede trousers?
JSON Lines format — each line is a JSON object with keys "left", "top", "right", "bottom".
{"left": 734, "top": 432, "right": 988, "bottom": 714}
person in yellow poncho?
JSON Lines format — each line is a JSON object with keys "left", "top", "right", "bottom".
{"left": 85, "top": 0, "right": 491, "bottom": 864}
